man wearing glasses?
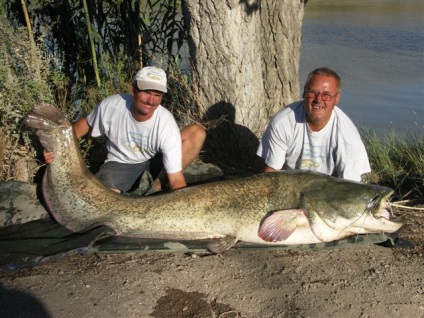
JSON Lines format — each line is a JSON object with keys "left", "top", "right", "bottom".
{"left": 257, "top": 67, "right": 371, "bottom": 182}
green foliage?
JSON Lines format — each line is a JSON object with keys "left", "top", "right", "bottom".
{"left": 0, "top": 19, "right": 57, "bottom": 181}
{"left": 362, "top": 129, "right": 424, "bottom": 199}
{"left": 162, "top": 58, "right": 203, "bottom": 125}
{"left": 0, "top": 24, "right": 53, "bottom": 109}
{"left": 81, "top": 51, "right": 131, "bottom": 115}
{"left": 4, "top": 0, "right": 188, "bottom": 88}
{"left": 138, "top": 0, "right": 186, "bottom": 65}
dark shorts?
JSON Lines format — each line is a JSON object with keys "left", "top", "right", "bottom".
{"left": 96, "top": 154, "right": 163, "bottom": 193}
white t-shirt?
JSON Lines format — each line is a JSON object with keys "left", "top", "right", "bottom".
{"left": 87, "top": 93, "right": 182, "bottom": 174}
{"left": 257, "top": 101, "right": 371, "bottom": 181}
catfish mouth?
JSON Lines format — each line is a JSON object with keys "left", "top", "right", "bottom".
{"left": 369, "top": 192, "right": 403, "bottom": 224}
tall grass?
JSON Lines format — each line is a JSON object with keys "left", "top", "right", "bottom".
{"left": 362, "top": 129, "right": 424, "bottom": 199}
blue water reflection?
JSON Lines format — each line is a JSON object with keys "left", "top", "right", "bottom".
{"left": 300, "top": 0, "right": 424, "bottom": 136}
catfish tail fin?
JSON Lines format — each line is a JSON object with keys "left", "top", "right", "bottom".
{"left": 23, "top": 103, "right": 69, "bottom": 131}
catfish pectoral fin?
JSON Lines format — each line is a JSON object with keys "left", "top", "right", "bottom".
{"left": 207, "top": 236, "right": 238, "bottom": 254}
{"left": 258, "top": 209, "right": 306, "bottom": 242}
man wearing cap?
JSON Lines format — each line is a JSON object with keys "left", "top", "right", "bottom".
{"left": 44, "top": 66, "right": 205, "bottom": 194}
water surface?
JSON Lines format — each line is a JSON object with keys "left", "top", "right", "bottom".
{"left": 299, "top": 0, "right": 424, "bottom": 136}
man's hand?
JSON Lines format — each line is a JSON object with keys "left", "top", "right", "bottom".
{"left": 43, "top": 149, "right": 54, "bottom": 164}
{"left": 263, "top": 165, "right": 277, "bottom": 173}
{"left": 168, "top": 171, "right": 187, "bottom": 190}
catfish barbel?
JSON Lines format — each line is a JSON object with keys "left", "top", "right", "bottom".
{"left": 23, "top": 104, "right": 403, "bottom": 253}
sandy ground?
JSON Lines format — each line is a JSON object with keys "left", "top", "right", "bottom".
{"left": 0, "top": 201, "right": 422, "bottom": 318}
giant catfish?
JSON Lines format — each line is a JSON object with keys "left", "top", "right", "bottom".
{"left": 23, "top": 104, "right": 403, "bottom": 253}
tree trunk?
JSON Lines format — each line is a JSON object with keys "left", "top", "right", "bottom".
{"left": 182, "top": 0, "right": 305, "bottom": 173}
{"left": 182, "top": 0, "right": 305, "bottom": 135}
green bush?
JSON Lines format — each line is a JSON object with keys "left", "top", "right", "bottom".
{"left": 0, "top": 20, "right": 57, "bottom": 181}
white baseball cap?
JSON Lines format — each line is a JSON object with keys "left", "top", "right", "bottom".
{"left": 134, "top": 66, "right": 167, "bottom": 93}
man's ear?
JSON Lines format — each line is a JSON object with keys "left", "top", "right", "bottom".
{"left": 335, "top": 92, "right": 341, "bottom": 105}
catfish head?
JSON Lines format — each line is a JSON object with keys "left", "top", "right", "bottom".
{"left": 300, "top": 176, "right": 403, "bottom": 240}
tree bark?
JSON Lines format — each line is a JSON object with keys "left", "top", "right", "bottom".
{"left": 182, "top": 0, "right": 305, "bottom": 173}
{"left": 182, "top": 0, "right": 305, "bottom": 136}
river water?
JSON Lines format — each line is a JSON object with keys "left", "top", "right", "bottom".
{"left": 299, "top": 0, "right": 424, "bottom": 137}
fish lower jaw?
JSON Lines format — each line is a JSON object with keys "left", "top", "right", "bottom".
{"left": 373, "top": 214, "right": 402, "bottom": 224}
{"left": 374, "top": 208, "right": 403, "bottom": 225}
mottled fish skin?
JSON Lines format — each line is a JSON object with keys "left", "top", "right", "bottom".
{"left": 23, "top": 104, "right": 403, "bottom": 253}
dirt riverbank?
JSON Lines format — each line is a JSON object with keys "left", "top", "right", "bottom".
{"left": 0, "top": 202, "right": 422, "bottom": 318}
